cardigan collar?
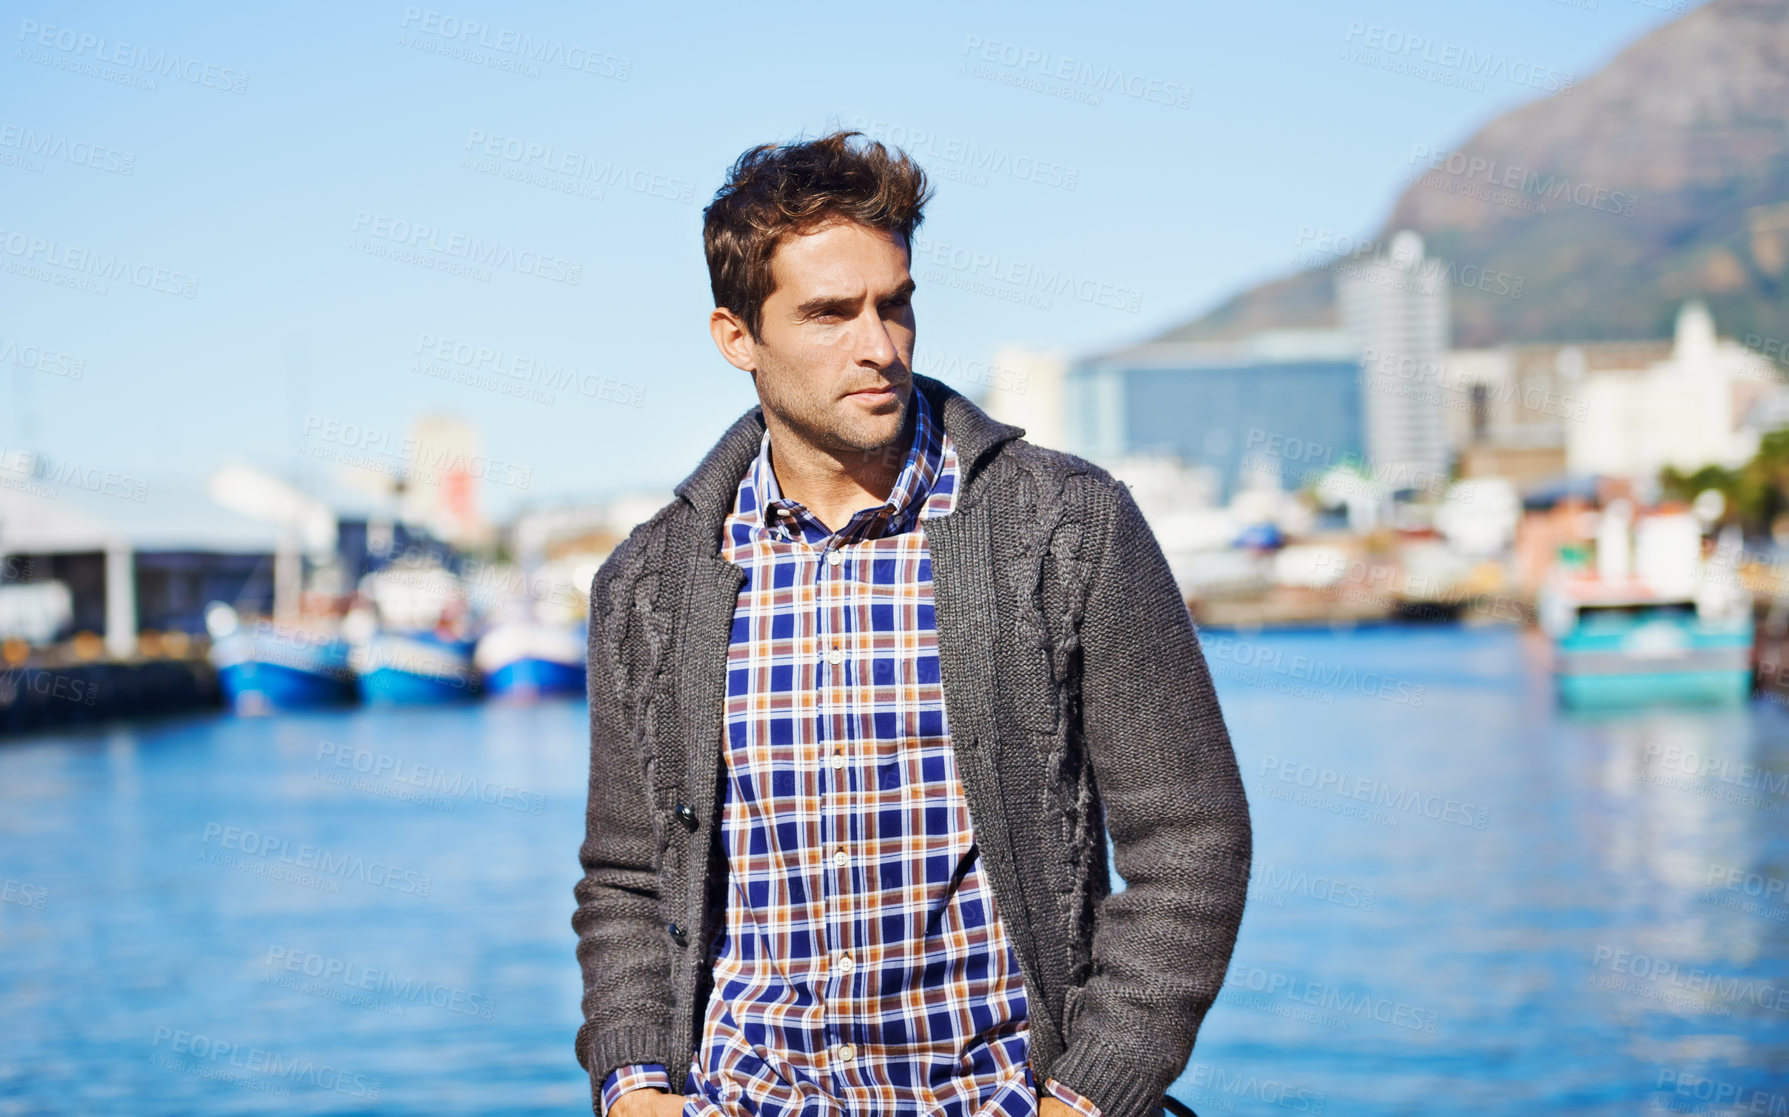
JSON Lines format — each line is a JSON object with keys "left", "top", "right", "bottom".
{"left": 673, "top": 372, "right": 1025, "bottom": 541}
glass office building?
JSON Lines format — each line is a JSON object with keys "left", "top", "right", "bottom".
{"left": 1063, "top": 330, "right": 1366, "bottom": 502}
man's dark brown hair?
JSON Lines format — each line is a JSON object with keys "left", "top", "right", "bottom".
{"left": 703, "top": 130, "right": 932, "bottom": 340}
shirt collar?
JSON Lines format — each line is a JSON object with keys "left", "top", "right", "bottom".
{"left": 749, "top": 386, "right": 944, "bottom": 541}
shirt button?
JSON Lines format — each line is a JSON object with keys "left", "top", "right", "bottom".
{"left": 826, "top": 649, "right": 844, "bottom": 665}
{"left": 830, "top": 752, "right": 846, "bottom": 769}
{"left": 833, "top": 849, "right": 848, "bottom": 868}
{"left": 836, "top": 1043, "right": 855, "bottom": 1062}
{"left": 837, "top": 953, "right": 854, "bottom": 973}
{"left": 826, "top": 550, "right": 843, "bottom": 567}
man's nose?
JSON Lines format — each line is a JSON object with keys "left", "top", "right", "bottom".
{"left": 854, "top": 315, "right": 899, "bottom": 368}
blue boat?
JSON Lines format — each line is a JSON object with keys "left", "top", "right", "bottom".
{"left": 353, "top": 631, "right": 481, "bottom": 705}
{"left": 475, "top": 621, "right": 585, "bottom": 700}
{"left": 206, "top": 606, "right": 357, "bottom": 714}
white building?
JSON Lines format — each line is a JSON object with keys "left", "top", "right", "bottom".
{"left": 1568, "top": 301, "right": 1781, "bottom": 481}
{"left": 1336, "top": 230, "right": 1452, "bottom": 482}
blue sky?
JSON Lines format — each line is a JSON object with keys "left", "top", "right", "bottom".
{"left": 2, "top": 0, "right": 1693, "bottom": 520}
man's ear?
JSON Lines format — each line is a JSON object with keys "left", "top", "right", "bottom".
{"left": 709, "top": 308, "right": 758, "bottom": 374}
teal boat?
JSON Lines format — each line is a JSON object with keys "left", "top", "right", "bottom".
{"left": 1544, "top": 593, "right": 1753, "bottom": 707}
{"left": 1538, "top": 514, "right": 1753, "bottom": 708}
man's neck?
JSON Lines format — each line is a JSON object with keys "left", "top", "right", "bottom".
{"left": 764, "top": 402, "right": 917, "bottom": 534}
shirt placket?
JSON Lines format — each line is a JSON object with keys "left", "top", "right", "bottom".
{"left": 767, "top": 502, "right": 835, "bottom": 1099}
{"left": 813, "top": 519, "right": 860, "bottom": 1099}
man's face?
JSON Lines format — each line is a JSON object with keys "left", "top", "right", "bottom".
{"left": 741, "top": 220, "right": 917, "bottom": 458}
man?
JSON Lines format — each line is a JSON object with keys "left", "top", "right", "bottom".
{"left": 573, "top": 131, "right": 1251, "bottom": 1117}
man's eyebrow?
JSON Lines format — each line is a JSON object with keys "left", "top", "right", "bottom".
{"left": 792, "top": 291, "right": 857, "bottom": 317}
{"left": 791, "top": 279, "right": 915, "bottom": 318}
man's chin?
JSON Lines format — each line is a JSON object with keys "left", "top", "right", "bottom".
{"left": 830, "top": 408, "right": 907, "bottom": 457}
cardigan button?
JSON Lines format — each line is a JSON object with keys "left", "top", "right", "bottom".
{"left": 668, "top": 922, "right": 689, "bottom": 946}
{"left": 674, "top": 803, "right": 698, "bottom": 830}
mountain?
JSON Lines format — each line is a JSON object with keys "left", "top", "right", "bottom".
{"left": 1160, "top": 0, "right": 1789, "bottom": 348}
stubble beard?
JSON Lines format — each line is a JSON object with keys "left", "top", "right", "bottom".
{"left": 755, "top": 359, "right": 911, "bottom": 464}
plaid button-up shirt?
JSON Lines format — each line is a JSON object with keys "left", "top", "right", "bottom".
{"left": 600, "top": 388, "right": 1103, "bottom": 1117}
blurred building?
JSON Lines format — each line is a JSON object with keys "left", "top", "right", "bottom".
{"left": 1567, "top": 301, "right": 1781, "bottom": 481}
{"left": 1441, "top": 339, "right": 1672, "bottom": 489}
{"left": 400, "top": 415, "right": 492, "bottom": 549}
{"left": 1439, "top": 302, "right": 1788, "bottom": 492}
{"left": 1059, "top": 328, "right": 1364, "bottom": 501}
{"left": 1337, "top": 230, "right": 1451, "bottom": 482}
{"left": 509, "top": 491, "right": 672, "bottom": 571}
{"left": 973, "top": 346, "right": 1069, "bottom": 450}
{"left": 0, "top": 454, "right": 282, "bottom": 653}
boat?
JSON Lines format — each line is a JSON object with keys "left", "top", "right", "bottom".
{"left": 348, "top": 558, "right": 482, "bottom": 705}
{"left": 353, "top": 629, "right": 480, "bottom": 705}
{"left": 205, "top": 604, "right": 357, "bottom": 714}
{"left": 467, "top": 552, "right": 598, "bottom": 701}
{"left": 1538, "top": 505, "right": 1753, "bottom": 708}
{"left": 474, "top": 620, "right": 585, "bottom": 700}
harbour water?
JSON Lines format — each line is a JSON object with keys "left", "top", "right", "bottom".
{"left": 2, "top": 625, "right": 1786, "bottom": 1114}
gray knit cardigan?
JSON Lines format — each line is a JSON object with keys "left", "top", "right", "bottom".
{"left": 573, "top": 373, "right": 1251, "bottom": 1117}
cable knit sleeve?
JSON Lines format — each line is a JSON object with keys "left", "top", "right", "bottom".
{"left": 1045, "top": 477, "right": 1252, "bottom": 1117}
{"left": 573, "top": 550, "right": 679, "bottom": 1109}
